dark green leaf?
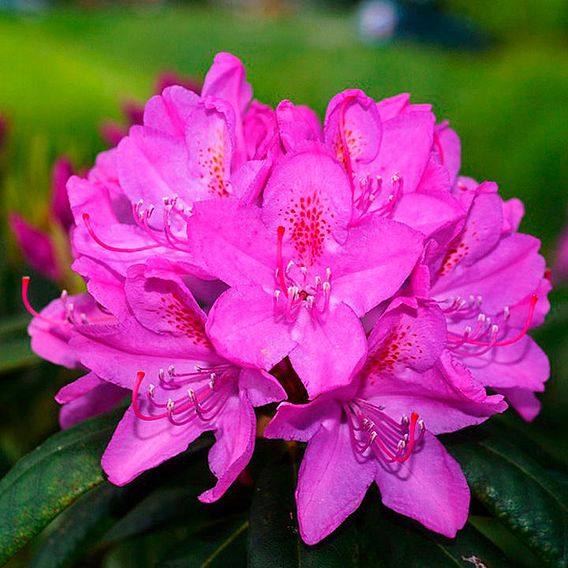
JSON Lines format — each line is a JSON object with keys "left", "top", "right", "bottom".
{"left": 361, "top": 493, "right": 512, "bottom": 567}
{"left": 0, "top": 409, "right": 123, "bottom": 564}
{"left": 160, "top": 516, "right": 249, "bottom": 568}
{"left": 248, "top": 448, "right": 361, "bottom": 568}
{"left": 445, "top": 421, "right": 568, "bottom": 567}
{"left": 0, "top": 336, "right": 39, "bottom": 373}
{"left": 29, "top": 483, "right": 124, "bottom": 568}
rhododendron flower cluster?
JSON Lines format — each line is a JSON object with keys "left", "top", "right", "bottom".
{"left": 25, "top": 52, "right": 550, "bottom": 545}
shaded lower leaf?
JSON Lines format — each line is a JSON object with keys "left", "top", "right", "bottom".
{"left": 248, "top": 448, "right": 361, "bottom": 568}
{"left": 445, "top": 421, "right": 568, "bottom": 567}
{"left": 361, "top": 493, "right": 512, "bottom": 567}
{"left": 160, "top": 516, "right": 249, "bottom": 568}
{"left": 0, "top": 336, "right": 39, "bottom": 373}
{"left": 0, "top": 408, "right": 123, "bottom": 564}
{"left": 29, "top": 483, "right": 124, "bottom": 568}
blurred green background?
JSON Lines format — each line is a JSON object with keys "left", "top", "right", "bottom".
{"left": 0, "top": 0, "right": 567, "bottom": 547}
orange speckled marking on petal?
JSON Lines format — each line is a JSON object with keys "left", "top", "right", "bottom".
{"left": 158, "top": 295, "right": 212, "bottom": 347}
{"left": 282, "top": 191, "right": 333, "bottom": 266}
{"left": 364, "top": 325, "right": 422, "bottom": 383}
{"left": 198, "top": 128, "right": 230, "bottom": 197}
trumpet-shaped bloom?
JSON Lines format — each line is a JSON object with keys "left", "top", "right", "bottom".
{"left": 418, "top": 179, "right": 550, "bottom": 421}
{"left": 189, "top": 146, "right": 424, "bottom": 397}
{"left": 63, "top": 259, "right": 284, "bottom": 500}
{"left": 266, "top": 298, "right": 506, "bottom": 544}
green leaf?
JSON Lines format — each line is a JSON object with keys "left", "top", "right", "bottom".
{"left": 248, "top": 444, "right": 510, "bottom": 567}
{"left": 0, "top": 336, "right": 39, "bottom": 373}
{"left": 445, "top": 421, "right": 568, "bottom": 567}
{"left": 160, "top": 517, "right": 249, "bottom": 568}
{"left": 361, "top": 494, "right": 512, "bottom": 567}
{"left": 0, "top": 409, "right": 123, "bottom": 564}
{"left": 29, "top": 483, "right": 125, "bottom": 568}
{"left": 248, "top": 448, "right": 361, "bottom": 568}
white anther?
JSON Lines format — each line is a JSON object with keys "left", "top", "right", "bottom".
{"left": 503, "top": 306, "right": 510, "bottom": 320}
{"left": 286, "top": 260, "right": 294, "bottom": 273}
{"left": 274, "top": 290, "right": 281, "bottom": 302}
{"left": 418, "top": 419, "right": 425, "bottom": 431}
{"left": 166, "top": 399, "right": 174, "bottom": 412}
{"left": 148, "top": 384, "right": 155, "bottom": 397}
{"left": 315, "top": 275, "right": 322, "bottom": 287}
{"left": 322, "top": 281, "right": 331, "bottom": 292}
{"left": 60, "top": 290, "right": 68, "bottom": 301}
{"left": 464, "top": 326, "right": 472, "bottom": 337}
{"left": 325, "top": 267, "right": 332, "bottom": 280}
{"left": 158, "top": 368, "right": 165, "bottom": 380}
{"left": 80, "top": 313, "right": 89, "bottom": 324}
{"left": 167, "top": 365, "right": 175, "bottom": 376}
{"left": 401, "top": 416, "right": 409, "bottom": 426}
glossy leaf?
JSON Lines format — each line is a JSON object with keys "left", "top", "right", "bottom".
{"left": 249, "top": 448, "right": 363, "bottom": 567}
{"left": 29, "top": 483, "right": 124, "bottom": 568}
{"left": 0, "top": 409, "right": 122, "bottom": 564}
{"left": 445, "top": 421, "right": 568, "bottom": 567}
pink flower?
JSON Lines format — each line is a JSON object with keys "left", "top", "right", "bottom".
{"left": 265, "top": 298, "right": 506, "bottom": 544}
{"left": 10, "top": 157, "right": 75, "bottom": 282}
{"left": 414, "top": 178, "right": 550, "bottom": 421}
{"left": 57, "top": 259, "right": 285, "bottom": 500}
{"left": 70, "top": 53, "right": 277, "bottom": 293}
{"left": 189, "top": 145, "right": 424, "bottom": 397}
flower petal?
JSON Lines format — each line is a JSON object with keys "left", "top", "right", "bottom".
{"left": 374, "top": 432, "right": 469, "bottom": 538}
{"left": 296, "top": 418, "right": 375, "bottom": 545}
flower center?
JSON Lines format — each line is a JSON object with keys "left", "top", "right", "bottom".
{"left": 131, "top": 363, "right": 235, "bottom": 426}
{"left": 273, "top": 226, "right": 332, "bottom": 323}
{"left": 350, "top": 172, "right": 403, "bottom": 226}
{"left": 345, "top": 398, "right": 424, "bottom": 464}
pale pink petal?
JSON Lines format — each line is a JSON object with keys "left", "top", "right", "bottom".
{"left": 238, "top": 368, "right": 286, "bottom": 407}
{"left": 50, "top": 157, "right": 74, "bottom": 231}
{"left": 374, "top": 432, "right": 469, "bottom": 538}
{"left": 434, "top": 122, "right": 461, "bottom": 186}
{"left": 276, "top": 100, "right": 321, "bottom": 152}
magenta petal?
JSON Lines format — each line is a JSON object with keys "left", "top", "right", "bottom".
{"left": 199, "top": 392, "right": 256, "bottom": 503}
{"left": 58, "top": 375, "right": 127, "bottom": 430}
{"left": 261, "top": 146, "right": 353, "bottom": 254}
{"left": 434, "top": 233, "right": 546, "bottom": 313}
{"left": 142, "top": 86, "right": 199, "bottom": 137}
{"left": 371, "top": 111, "right": 435, "bottom": 194}
{"left": 102, "top": 405, "right": 207, "bottom": 486}
{"left": 324, "top": 89, "right": 382, "bottom": 170}
{"left": 10, "top": 214, "right": 61, "bottom": 281}
{"left": 276, "top": 100, "right": 321, "bottom": 152}
{"left": 495, "top": 387, "right": 541, "bottom": 422}
{"left": 206, "top": 285, "right": 296, "bottom": 371}
{"left": 331, "top": 216, "right": 424, "bottom": 317}
{"left": 29, "top": 293, "right": 98, "bottom": 368}
{"left": 239, "top": 368, "right": 286, "bottom": 407}
{"left": 264, "top": 399, "right": 341, "bottom": 442}
{"left": 462, "top": 336, "right": 549, "bottom": 392}
{"left": 296, "top": 419, "right": 375, "bottom": 545}
{"left": 434, "top": 122, "right": 461, "bottom": 186}
{"left": 188, "top": 199, "right": 275, "bottom": 288}
{"left": 288, "top": 303, "right": 367, "bottom": 398}
{"left": 374, "top": 432, "right": 469, "bottom": 538}
{"left": 56, "top": 372, "right": 103, "bottom": 404}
